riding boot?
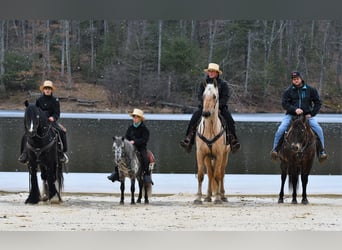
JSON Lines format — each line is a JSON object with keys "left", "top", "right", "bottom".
{"left": 143, "top": 170, "right": 153, "bottom": 185}
{"left": 316, "top": 138, "right": 328, "bottom": 163}
{"left": 180, "top": 126, "right": 196, "bottom": 153}
{"left": 18, "top": 135, "right": 28, "bottom": 164}
{"left": 271, "top": 134, "right": 285, "bottom": 161}
{"left": 107, "top": 166, "right": 120, "bottom": 182}
{"left": 230, "top": 136, "right": 240, "bottom": 153}
{"left": 18, "top": 151, "right": 28, "bottom": 164}
{"left": 227, "top": 125, "right": 240, "bottom": 153}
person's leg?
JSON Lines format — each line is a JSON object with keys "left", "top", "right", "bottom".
{"left": 221, "top": 108, "right": 240, "bottom": 153}
{"left": 180, "top": 108, "right": 202, "bottom": 152}
{"left": 140, "top": 148, "right": 153, "bottom": 183}
{"left": 271, "top": 115, "right": 292, "bottom": 160}
{"left": 272, "top": 115, "right": 292, "bottom": 150}
{"left": 107, "top": 164, "right": 120, "bottom": 182}
{"left": 57, "top": 128, "right": 69, "bottom": 163}
{"left": 308, "top": 117, "right": 327, "bottom": 161}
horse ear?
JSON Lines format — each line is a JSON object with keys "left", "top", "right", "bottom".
{"left": 24, "top": 100, "right": 29, "bottom": 107}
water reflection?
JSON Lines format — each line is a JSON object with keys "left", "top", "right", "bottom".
{"left": 0, "top": 115, "right": 341, "bottom": 175}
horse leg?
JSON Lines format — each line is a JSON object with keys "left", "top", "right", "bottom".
{"left": 130, "top": 178, "right": 136, "bottom": 205}
{"left": 41, "top": 180, "right": 49, "bottom": 202}
{"left": 204, "top": 157, "right": 213, "bottom": 202}
{"left": 278, "top": 163, "right": 287, "bottom": 203}
{"left": 120, "top": 181, "right": 125, "bottom": 205}
{"left": 194, "top": 158, "right": 204, "bottom": 204}
{"left": 301, "top": 173, "right": 309, "bottom": 204}
{"left": 290, "top": 173, "right": 298, "bottom": 204}
{"left": 220, "top": 154, "right": 229, "bottom": 202}
{"left": 137, "top": 178, "right": 143, "bottom": 204}
{"left": 213, "top": 159, "right": 223, "bottom": 204}
{"left": 25, "top": 164, "right": 41, "bottom": 204}
{"left": 143, "top": 183, "right": 149, "bottom": 204}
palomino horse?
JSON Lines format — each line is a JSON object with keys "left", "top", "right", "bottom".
{"left": 194, "top": 80, "right": 231, "bottom": 204}
{"left": 112, "top": 136, "right": 154, "bottom": 204}
{"left": 278, "top": 115, "right": 316, "bottom": 204}
{"left": 23, "top": 101, "right": 64, "bottom": 204}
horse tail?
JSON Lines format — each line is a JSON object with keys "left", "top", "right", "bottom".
{"left": 288, "top": 173, "right": 299, "bottom": 193}
{"left": 57, "top": 164, "right": 64, "bottom": 192}
{"left": 144, "top": 182, "right": 153, "bottom": 197}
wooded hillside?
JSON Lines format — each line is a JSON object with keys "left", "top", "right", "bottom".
{"left": 0, "top": 20, "right": 341, "bottom": 113}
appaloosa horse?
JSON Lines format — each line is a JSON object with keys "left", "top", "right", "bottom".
{"left": 278, "top": 115, "right": 316, "bottom": 204}
{"left": 194, "top": 80, "right": 231, "bottom": 204}
{"left": 23, "top": 101, "right": 63, "bottom": 204}
{"left": 112, "top": 136, "right": 154, "bottom": 204}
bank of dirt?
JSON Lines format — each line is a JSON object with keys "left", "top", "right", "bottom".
{"left": 1, "top": 192, "right": 342, "bottom": 231}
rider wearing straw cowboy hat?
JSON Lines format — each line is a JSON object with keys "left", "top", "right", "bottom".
{"left": 108, "top": 108, "right": 153, "bottom": 184}
{"left": 180, "top": 63, "right": 240, "bottom": 153}
{"left": 18, "top": 80, "right": 69, "bottom": 165}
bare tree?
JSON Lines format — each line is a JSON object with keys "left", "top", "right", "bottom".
{"left": 244, "top": 30, "right": 252, "bottom": 96}
{"left": 157, "top": 20, "right": 162, "bottom": 85}
{"left": 208, "top": 20, "right": 217, "bottom": 63}
{"left": 318, "top": 20, "right": 331, "bottom": 95}
{"left": 0, "top": 20, "right": 6, "bottom": 97}
{"left": 64, "top": 20, "right": 72, "bottom": 89}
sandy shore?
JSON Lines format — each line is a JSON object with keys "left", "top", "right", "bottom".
{"left": 1, "top": 191, "right": 342, "bottom": 231}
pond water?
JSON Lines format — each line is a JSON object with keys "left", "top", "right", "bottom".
{"left": 0, "top": 112, "right": 341, "bottom": 175}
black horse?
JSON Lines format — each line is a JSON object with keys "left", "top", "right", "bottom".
{"left": 278, "top": 115, "right": 316, "bottom": 204}
{"left": 23, "top": 100, "right": 64, "bottom": 204}
{"left": 112, "top": 136, "right": 154, "bottom": 204}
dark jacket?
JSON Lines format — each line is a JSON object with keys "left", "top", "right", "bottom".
{"left": 125, "top": 122, "right": 150, "bottom": 151}
{"left": 198, "top": 76, "right": 230, "bottom": 110}
{"left": 36, "top": 94, "right": 60, "bottom": 121}
{"left": 282, "top": 83, "right": 322, "bottom": 117}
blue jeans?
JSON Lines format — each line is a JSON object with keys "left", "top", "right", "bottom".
{"left": 272, "top": 114, "right": 325, "bottom": 150}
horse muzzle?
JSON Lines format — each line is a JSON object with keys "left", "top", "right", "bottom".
{"left": 202, "top": 111, "right": 211, "bottom": 118}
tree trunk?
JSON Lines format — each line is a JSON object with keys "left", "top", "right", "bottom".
{"left": 64, "top": 20, "right": 72, "bottom": 90}
{"left": 45, "top": 20, "right": 51, "bottom": 78}
{"left": 244, "top": 30, "right": 252, "bottom": 96}
{"left": 0, "top": 20, "right": 6, "bottom": 97}
{"left": 208, "top": 20, "right": 217, "bottom": 64}
{"left": 90, "top": 20, "right": 95, "bottom": 73}
{"left": 157, "top": 20, "right": 162, "bottom": 85}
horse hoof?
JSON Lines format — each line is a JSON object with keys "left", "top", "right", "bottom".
{"left": 278, "top": 198, "right": 284, "bottom": 203}
{"left": 144, "top": 200, "right": 149, "bottom": 204}
{"left": 204, "top": 197, "right": 212, "bottom": 202}
{"left": 291, "top": 199, "right": 298, "bottom": 204}
{"left": 137, "top": 199, "right": 141, "bottom": 204}
{"left": 131, "top": 202, "right": 136, "bottom": 205}
{"left": 120, "top": 201, "right": 124, "bottom": 205}
{"left": 40, "top": 195, "right": 49, "bottom": 202}
{"left": 194, "top": 199, "right": 202, "bottom": 205}
{"left": 221, "top": 197, "right": 228, "bottom": 202}
{"left": 301, "top": 199, "right": 309, "bottom": 205}
{"left": 214, "top": 199, "right": 223, "bottom": 204}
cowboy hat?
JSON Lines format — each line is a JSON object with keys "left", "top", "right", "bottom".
{"left": 203, "top": 63, "right": 223, "bottom": 75}
{"left": 39, "top": 80, "right": 56, "bottom": 92}
{"left": 129, "top": 108, "right": 145, "bottom": 120}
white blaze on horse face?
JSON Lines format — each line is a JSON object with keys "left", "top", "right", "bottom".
{"left": 202, "top": 84, "right": 218, "bottom": 116}
{"left": 113, "top": 141, "right": 123, "bottom": 162}
{"left": 29, "top": 120, "right": 34, "bottom": 133}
